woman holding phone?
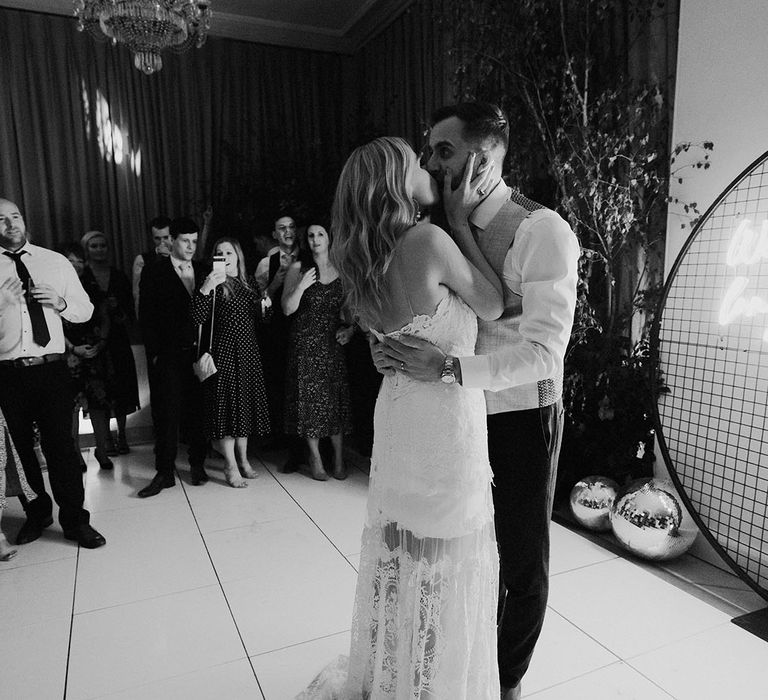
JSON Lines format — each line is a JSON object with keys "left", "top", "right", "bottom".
{"left": 191, "top": 237, "right": 270, "bottom": 487}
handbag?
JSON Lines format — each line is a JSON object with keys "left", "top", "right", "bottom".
{"left": 192, "top": 291, "right": 217, "bottom": 382}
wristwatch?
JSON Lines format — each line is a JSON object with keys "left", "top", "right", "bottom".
{"left": 440, "top": 355, "right": 457, "bottom": 384}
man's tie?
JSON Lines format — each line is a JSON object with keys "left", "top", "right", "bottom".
{"left": 3, "top": 250, "right": 52, "bottom": 347}
{"left": 177, "top": 261, "right": 194, "bottom": 296}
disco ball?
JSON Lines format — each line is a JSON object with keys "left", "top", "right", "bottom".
{"left": 610, "top": 477, "right": 698, "bottom": 560}
{"left": 569, "top": 476, "right": 619, "bottom": 531}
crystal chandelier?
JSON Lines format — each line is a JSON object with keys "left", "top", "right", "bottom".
{"left": 73, "top": 1, "right": 213, "bottom": 75}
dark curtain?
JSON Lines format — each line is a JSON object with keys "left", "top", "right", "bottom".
{"left": 0, "top": 8, "right": 353, "bottom": 270}
{"left": 352, "top": 0, "right": 454, "bottom": 150}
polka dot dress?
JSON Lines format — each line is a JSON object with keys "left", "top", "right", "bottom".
{"left": 190, "top": 277, "right": 270, "bottom": 440}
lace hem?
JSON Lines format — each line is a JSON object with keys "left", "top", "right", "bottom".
{"left": 344, "top": 520, "right": 500, "bottom": 699}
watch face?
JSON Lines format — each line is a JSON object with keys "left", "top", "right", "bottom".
{"left": 440, "top": 372, "right": 456, "bottom": 384}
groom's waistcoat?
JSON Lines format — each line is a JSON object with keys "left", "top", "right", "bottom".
{"left": 475, "top": 190, "right": 561, "bottom": 413}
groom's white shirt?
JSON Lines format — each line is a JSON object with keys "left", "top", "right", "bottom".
{"left": 458, "top": 185, "right": 580, "bottom": 412}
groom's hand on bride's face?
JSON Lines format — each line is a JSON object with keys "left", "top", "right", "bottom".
{"left": 443, "top": 152, "right": 495, "bottom": 229}
{"left": 381, "top": 336, "right": 444, "bottom": 382}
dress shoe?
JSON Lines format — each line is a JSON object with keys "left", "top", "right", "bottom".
{"left": 116, "top": 437, "right": 130, "bottom": 454}
{"left": 105, "top": 438, "right": 119, "bottom": 457}
{"left": 63, "top": 523, "right": 106, "bottom": 549}
{"left": 501, "top": 683, "right": 522, "bottom": 700}
{"left": 190, "top": 466, "right": 209, "bottom": 486}
{"left": 15, "top": 516, "right": 54, "bottom": 545}
{"left": 138, "top": 473, "right": 175, "bottom": 498}
{"left": 94, "top": 448, "right": 114, "bottom": 470}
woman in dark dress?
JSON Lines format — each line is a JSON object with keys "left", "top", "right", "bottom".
{"left": 191, "top": 237, "right": 270, "bottom": 488}
{"left": 81, "top": 231, "right": 140, "bottom": 454}
{"left": 59, "top": 242, "right": 114, "bottom": 470}
{"left": 282, "top": 224, "right": 354, "bottom": 481}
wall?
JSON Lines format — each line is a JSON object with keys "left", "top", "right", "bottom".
{"left": 660, "top": 0, "right": 768, "bottom": 571}
{"left": 666, "top": 0, "right": 768, "bottom": 264}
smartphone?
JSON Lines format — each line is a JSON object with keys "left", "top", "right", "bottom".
{"left": 212, "top": 255, "right": 226, "bottom": 274}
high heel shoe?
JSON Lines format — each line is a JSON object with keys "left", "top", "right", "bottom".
{"left": 224, "top": 466, "right": 248, "bottom": 488}
{"left": 0, "top": 536, "right": 18, "bottom": 561}
{"left": 94, "top": 448, "right": 114, "bottom": 470}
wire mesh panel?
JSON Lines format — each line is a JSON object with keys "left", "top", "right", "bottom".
{"left": 653, "top": 150, "right": 768, "bottom": 600}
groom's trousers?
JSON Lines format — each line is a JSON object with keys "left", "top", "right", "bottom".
{"left": 488, "top": 400, "right": 563, "bottom": 690}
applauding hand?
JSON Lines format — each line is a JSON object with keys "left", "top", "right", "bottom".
{"left": 30, "top": 282, "right": 66, "bottom": 311}
{"left": 0, "top": 277, "right": 23, "bottom": 304}
{"left": 299, "top": 267, "right": 317, "bottom": 290}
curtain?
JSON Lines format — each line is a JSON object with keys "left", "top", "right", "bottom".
{"left": 0, "top": 7, "right": 353, "bottom": 270}
{"left": 352, "top": 0, "right": 454, "bottom": 151}
{"left": 0, "top": 2, "right": 679, "bottom": 271}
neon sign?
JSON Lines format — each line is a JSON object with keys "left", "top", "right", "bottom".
{"left": 720, "top": 217, "right": 768, "bottom": 340}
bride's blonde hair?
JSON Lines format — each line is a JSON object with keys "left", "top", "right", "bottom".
{"left": 331, "top": 137, "right": 419, "bottom": 329}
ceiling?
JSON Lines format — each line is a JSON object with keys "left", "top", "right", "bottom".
{"left": 0, "top": 0, "right": 412, "bottom": 53}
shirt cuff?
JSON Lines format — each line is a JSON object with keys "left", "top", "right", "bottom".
{"left": 458, "top": 354, "right": 492, "bottom": 389}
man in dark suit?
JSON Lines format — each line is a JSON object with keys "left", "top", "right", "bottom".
{"left": 138, "top": 217, "right": 209, "bottom": 497}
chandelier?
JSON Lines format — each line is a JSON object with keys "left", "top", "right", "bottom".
{"left": 73, "top": 1, "right": 213, "bottom": 75}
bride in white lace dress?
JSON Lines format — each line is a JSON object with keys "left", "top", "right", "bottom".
{"left": 298, "top": 137, "right": 503, "bottom": 699}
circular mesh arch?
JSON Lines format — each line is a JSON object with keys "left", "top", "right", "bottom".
{"left": 652, "top": 149, "right": 768, "bottom": 601}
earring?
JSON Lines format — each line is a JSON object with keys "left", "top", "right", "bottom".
{"left": 412, "top": 199, "right": 421, "bottom": 225}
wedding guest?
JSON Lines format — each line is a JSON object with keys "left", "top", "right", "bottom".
{"left": 138, "top": 217, "right": 209, "bottom": 497}
{"left": 131, "top": 215, "right": 172, "bottom": 318}
{"left": 254, "top": 214, "right": 305, "bottom": 470}
{"left": 1, "top": 407, "right": 36, "bottom": 560}
{"left": 191, "top": 237, "right": 270, "bottom": 487}
{"left": 282, "top": 224, "right": 353, "bottom": 480}
{"left": 81, "top": 230, "right": 139, "bottom": 455}
{"left": 58, "top": 241, "right": 113, "bottom": 470}
{"left": 0, "top": 197, "right": 106, "bottom": 548}
{"left": 131, "top": 215, "right": 172, "bottom": 442}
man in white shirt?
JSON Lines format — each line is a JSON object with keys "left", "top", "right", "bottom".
{"left": 253, "top": 215, "right": 299, "bottom": 301}
{"left": 0, "top": 198, "right": 106, "bottom": 548}
{"left": 253, "top": 215, "right": 304, "bottom": 469}
{"left": 375, "top": 103, "right": 580, "bottom": 700}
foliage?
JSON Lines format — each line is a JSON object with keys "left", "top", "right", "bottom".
{"left": 442, "top": 0, "right": 711, "bottom": 489}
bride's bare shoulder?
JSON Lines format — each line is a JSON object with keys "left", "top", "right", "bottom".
{"left": 399, "top": 221, "right": 452, "bottom": 252}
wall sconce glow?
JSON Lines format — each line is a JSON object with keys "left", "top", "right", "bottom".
{"left": 130, "top": 150, "right": 142, "bottom": 177}
{"left": 82, "top": 86, "right": 142, "bottom": 176}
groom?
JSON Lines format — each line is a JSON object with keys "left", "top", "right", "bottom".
{"left": 376, "top": 102, "right": 579, "bottom": 699}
